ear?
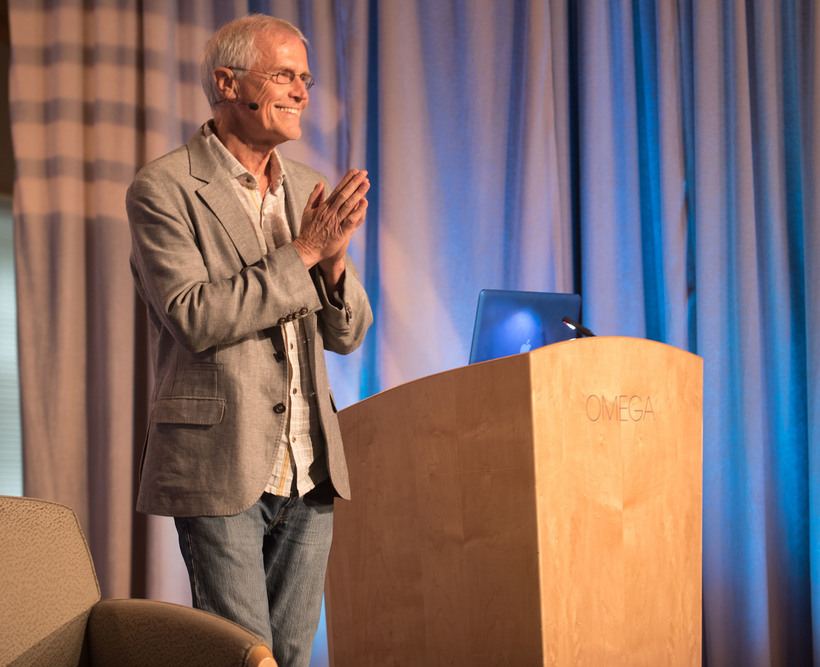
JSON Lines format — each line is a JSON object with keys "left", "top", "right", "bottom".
{"left": 213, "top": 67, "right": 238, "bottom": 101}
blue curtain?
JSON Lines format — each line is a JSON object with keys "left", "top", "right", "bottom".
{"left": 295, "top": 1, "right": 817, "bottom": 664}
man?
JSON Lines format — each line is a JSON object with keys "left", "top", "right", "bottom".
{"left": 127, "top": 14, "right": 372, "bottom": 666}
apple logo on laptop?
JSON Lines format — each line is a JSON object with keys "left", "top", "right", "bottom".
{"left": 520, "top": 339, "right": 532, "bottom": 354}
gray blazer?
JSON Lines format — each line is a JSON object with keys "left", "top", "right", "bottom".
{"left": 127, "top": 125, "right": 372, "bottom": 517}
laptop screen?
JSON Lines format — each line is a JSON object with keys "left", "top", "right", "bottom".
{"left": 468, "top": 290, "right": 582, "bottom": 364}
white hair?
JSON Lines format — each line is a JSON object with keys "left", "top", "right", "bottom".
{"left": 200, "top": 14, "right": 308, "bottom": 108}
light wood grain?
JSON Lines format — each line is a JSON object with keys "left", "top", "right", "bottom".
{"left": 326, "top": 337, "right": 702, "bottom": 666}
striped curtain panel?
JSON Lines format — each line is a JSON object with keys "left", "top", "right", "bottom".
{"left": 8, "top": 0, "right": 371, "bottom": 608}
{"left": 9, "top": 0, "right": 227, "bottom": 599}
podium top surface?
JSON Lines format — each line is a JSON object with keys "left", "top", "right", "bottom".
{"left": 348, "top": 336, "right": 702, "bottom": 411}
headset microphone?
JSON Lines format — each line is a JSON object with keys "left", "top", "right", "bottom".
{"left": 216, "top": 99, "right": 259, "bottom": 111}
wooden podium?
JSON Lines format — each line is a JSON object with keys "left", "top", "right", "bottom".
{"left": 325, "top": 337, "right": 702, "bottom": 666}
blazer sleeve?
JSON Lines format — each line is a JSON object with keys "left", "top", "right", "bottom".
{"left": 127, "top": 156, "right": 323, "bottom": 354}
{"left": 281, "top": 153, "right": 373, "bottom": 357}
{"left": 313, "top": 257, "right": 373, "bottom": 356}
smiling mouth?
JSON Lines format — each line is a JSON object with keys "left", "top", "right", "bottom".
{"left": 275, "top": 106, "right": 299, "bottom": 115}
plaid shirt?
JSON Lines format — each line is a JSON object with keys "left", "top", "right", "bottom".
{"left": 204, "top": 123, "right": 328, "bottom": 497}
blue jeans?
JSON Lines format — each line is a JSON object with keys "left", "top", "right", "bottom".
{"left": 174, "top": 483, "right": 335, "bottom": 667}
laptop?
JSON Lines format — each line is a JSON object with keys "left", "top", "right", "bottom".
{"left": 468, "top": 289, "right": 582, "bottom": 364}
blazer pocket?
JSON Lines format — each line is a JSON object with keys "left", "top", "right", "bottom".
{"left": 150, "top": 397, "right": 225, "bottom": 425}
{"left": 171, "top": 363, "right": 222, "bottom": 398}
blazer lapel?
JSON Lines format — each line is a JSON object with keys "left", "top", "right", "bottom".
{"left": 281, "top": 174, "right": 300, "bottom": 240}
{"left": 280, "top": 151, "right": 317, "bottom": 239}
{"left": 187, "top": 128, "right": 263, "bottom": 267}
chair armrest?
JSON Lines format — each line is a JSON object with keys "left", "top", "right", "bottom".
{"left": 87, "top": 598, "right": 276, "bottom": 667}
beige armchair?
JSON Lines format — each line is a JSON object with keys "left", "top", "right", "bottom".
{"left": 0, "top": 495, "right": 277, "bottom": 666}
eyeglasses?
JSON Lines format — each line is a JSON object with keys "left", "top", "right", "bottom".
{"left": 227, "top": 66, "right": 315, "bottom": 90}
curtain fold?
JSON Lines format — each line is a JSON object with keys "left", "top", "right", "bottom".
{"left": 10, "top": 0, "right": 142, "bottom": 599}
{"left": 807, "top": 6, "right": 820, "bottom": 663}
{"left": 686, "top": 1, "right": 815, "bottom": 664}
{"left": 9, "top": 1, "right": 818, "bottom": 664}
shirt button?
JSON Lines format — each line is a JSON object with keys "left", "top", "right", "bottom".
{"left": 299, "top": 307, "right": 309, "bottom": 316}
{"left": 277, "top": 317, "right": 287, "bottom": 325}
{"left": 292, "top": 388, "right": 298, "bottom": 395}
{"left": 273, "top": 403, "right": 286, "bottom": 414}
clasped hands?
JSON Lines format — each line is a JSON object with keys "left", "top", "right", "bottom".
{"left": 293, "top": 169, "right": 369, "bottom": 289}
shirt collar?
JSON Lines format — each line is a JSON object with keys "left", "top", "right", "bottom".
{"left": 203, "top": 121, "right": 285, "bottom": 191}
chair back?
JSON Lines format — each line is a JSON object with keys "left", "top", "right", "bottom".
{"left": 0, "top": 495, "right": 101, "bottom": 665}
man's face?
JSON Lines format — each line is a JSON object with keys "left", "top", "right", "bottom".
{"left": 240, "top": 29, "right": 311, "bottom": 146}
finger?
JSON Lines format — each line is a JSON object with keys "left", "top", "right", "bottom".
{"left": 337, "top": 168, "right": 362, "bottom": 189}
{"left": 307, "top": 181, "right": 325, "bottom": 209}
{"left": 332, "top": 170, "right": 368, "bottom": 204}
{"left": 344, "top": 199, "right": 368, "bottom": 229}
{"left": 334, "top": 176, "right": 370, "bottom": 214}
{"left": 328, "top": 169, "right": 359, "bottom": 201}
